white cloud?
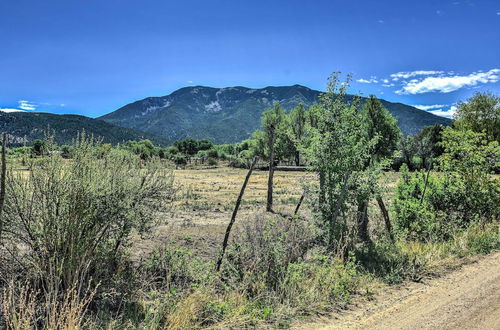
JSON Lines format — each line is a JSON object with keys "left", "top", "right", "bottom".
{"left": 390, "top": 70, "right": 444, "bottom": 80}
{"left": 412, "top": 104, "right": 447, "bottom": 111}
{"left": 18, "top": 100, "right": 36, "bottom": 111}
{"left": 357, "top": 77, "right": 378, "bottom": 84}
{"left": 377, "top": 19, "right": 384, "bottom": 24}
{"left": 187, "top": 80, "right": 194, "bottom": 84}
{"left": 0, "top": 108, "right": 25, "bottom": 113}
{"left": 428, "top": 105, "right": 457, "bottom": 119}
{"left": 382, "top": 83, "right": 395, "bottom": 87}
{"left": 397, "top": 69, "right": 500, "bottom": 94}
{"left": 497, "top": 12, "right": 500, "bottom": 15}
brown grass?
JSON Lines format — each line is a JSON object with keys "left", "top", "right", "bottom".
{"left": 132, "top": 166, "right": 400, "bottom": 262}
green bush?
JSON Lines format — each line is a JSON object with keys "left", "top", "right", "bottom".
{"left": 355, "top": 240, "right": 424, "bottom": 284}
{"left": 1, "top": 135, "right": 175, "bottom": 323}
{"left": 207, "top": 157, "right": 218, "bottom": 166}
{"left": 142, "top": 247, "right": 212, "bottom": 293}
{"left": 393, "top": 129, "right": 500, "bottom": 242}
{"left": 393, "top": 167, "right": 449, "bottom": 241}
{"left": 207, "top": 148, "right": 219, "bottom": 159}
{"left": 171, "top": 153, "right": 188, "bottom": 166}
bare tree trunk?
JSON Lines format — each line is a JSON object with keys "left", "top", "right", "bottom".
{"left": 376, "top": 196, "right": 393, "bottom": 241}
{"left": 266, "top": 131, "right": 275, "bottom": 212}
{"left": 216, "top": 157, "right": 257, "bottom": 272}
{"left": 357, "top": 199, "right": 370, "bottom": 243}
{"left": 0, "top": 133, "right": 7, "bottom": 240}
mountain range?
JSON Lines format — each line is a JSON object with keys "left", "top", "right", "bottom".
{"left": 1, "top": 85, "right": 452, "bottom": 146}
{"left": 100, "top": 85, "right": 452, "bottom": 144}
{"left": 0, "top": 111, "right": 165, "bottom": 146}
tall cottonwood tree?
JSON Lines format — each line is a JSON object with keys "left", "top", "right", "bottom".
{"left": 260, "top": 103, "right": 286, "bottom": 212}
{"left": 454, "top": 91, "right": 500, "bottom": 143}
{"left": 306, "top": 73, "right": 374, "bottom": 249}
{"left": 357, "top": 95, "right": 401, "bottom": 242}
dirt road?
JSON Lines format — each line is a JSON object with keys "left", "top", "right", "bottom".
{"left": 296, "top": 251, "right": 500, "bottom": 330}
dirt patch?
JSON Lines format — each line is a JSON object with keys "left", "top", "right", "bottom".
{"left": 294, "top": 251, "right": 500, "bottom": 330}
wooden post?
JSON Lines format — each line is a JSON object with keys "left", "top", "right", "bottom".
{"left": 216, "top": 157, "right": 257, "bottom": 272}
{"left": 420, "top": 158, "right": 433, "bottom": 206}
{"left": 376, "top": 196, "right": 393, "bottom": 241}
{"left": 0, "top": 132, "right": 7, "bottom": 239}
{"left": 294, "top": 192, "right": 305, "bottom": 216}
{"left": 266, "top": 131, "right": 275, "bottom": 212}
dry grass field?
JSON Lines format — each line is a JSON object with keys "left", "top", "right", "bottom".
{"left": 132, "top": 166, "right": 400, "bottom": 261}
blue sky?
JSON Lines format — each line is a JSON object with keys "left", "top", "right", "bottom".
{"left": 1, "top": 0, "right": 499, "bottom": 118}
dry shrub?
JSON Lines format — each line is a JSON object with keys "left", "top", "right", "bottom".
{"left": 223, "top": 213, "right": 318, "bottom": 297}
{"left": 1, "top": 281, "right": 97, "bottom": 330}
{"left": 1, "top": 134, "right": 174, "bottom": 326}
{"left": 1, "top": 281, "right": 37, "bottom": 330}
{"left": 45, "top": 283, "right": 97, "bottom": 330}
{"left": 166, "top": 291, "right": 210, "bottom": 330}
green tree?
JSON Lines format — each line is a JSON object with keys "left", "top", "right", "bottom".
{"left": 412, "top": 124, "right": 445, "bottom": 169}
{"left": 356, "top": 95, "right": 401, "bottom": 242}
{"left": 32, "top": 139, "right": 45, "bottom": 156}
{"left": 289, "top": 104, "right": 307, "bottom": 166}
{"left": 364, "top": 95, "right": 401, "bottom": 162}
{"left": 126, "top": 140, "right": 157, "bottom": 160}
{"left": 454, "top": 92, "right": 500, "bottom": 143}
{"left": 197, "top": 139, "right": 214, "bottom": 151}
{"left": 306, "top": 73, "right": 374, "bottom": 249}
{"left": 174, "top": 138, "right": 199, "bottom": 155}
{"left": 261, "top": 103, "right": 286, "bottom": 212}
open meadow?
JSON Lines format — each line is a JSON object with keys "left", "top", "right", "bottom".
{"left": 132, "top": 166, "right": 400, "bottom": 264}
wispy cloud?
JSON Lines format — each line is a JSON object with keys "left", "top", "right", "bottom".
{"left": 396, "top": 69, "right": 500, "bottom": 94}
{"left": 356, "top": 76, "right": 378, "bottom": 84}
{"left": 412, "top": 104, "right": 447, "bottom": 111}
{"left": 390, "top": 70, "right": 444, "bottom": 80}
{"left": 18, "top": 100, "right": 36, "bottom": 111}
{"left": 0, "top": 99, "right": 42, "bottom": 112}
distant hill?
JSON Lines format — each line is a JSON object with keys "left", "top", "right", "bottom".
{"left": 100, "top": 85, "right": 452, "bottom": 144}
{"left": 0, "top": 111, "right": 166, "bottom": 146}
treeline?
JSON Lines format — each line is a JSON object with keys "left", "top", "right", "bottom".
{"left": 5, "top": 106, "right": 467, "bottom": 173}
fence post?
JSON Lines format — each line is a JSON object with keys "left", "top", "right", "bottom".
{"left": 216, "top": 157, "right": 257, "bottom": 272}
